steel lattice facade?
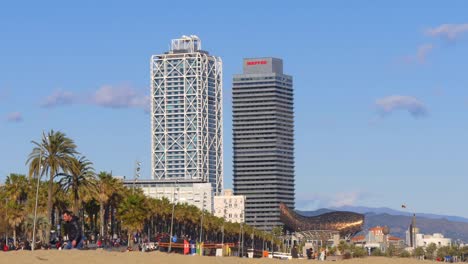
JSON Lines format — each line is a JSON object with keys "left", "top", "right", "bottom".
{"left": 150, "top": 36, "right": 223, "bottom": 195}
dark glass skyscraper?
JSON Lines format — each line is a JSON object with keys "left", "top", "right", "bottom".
{"left": 232, "top": 58, "right": 295, "bottom": 231}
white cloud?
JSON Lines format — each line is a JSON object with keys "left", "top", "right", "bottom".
{"left": 296, "top": 191, "right": 367, "bottom": 211}
{"left": 375, "top": 95, "right": 428, "bottom": 118}
{"left": 6, "top": 112, "right": 23, "bottom": 122}
{"left": 329, "top": 192, "right": 362, "bottom": 207}
{"left": 402, "top": 44, "right": 434, "bottom": 64}
{"left": 41, "top": 89, "right": 76, "bottom": 108}
{"left": 416, "top": 44, "right": 433, "bottom": 63}
{"left": 426, "top": 24, "right": 468, "bottom": 41}
{"left": 40, "top": 85, "right": 150, "bottom": 113}
{"left": 90, "top": 85, "right": 150, "bottom": 112}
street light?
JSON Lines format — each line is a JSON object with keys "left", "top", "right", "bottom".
{"left": 4, "top": 198, "right": 8, "bottom": 245}
{"left": 32, "top": 151, "right": 44, "bottom": 251}
{"left": 199, "top": 191, "right": 207, "bottom": 245}
{"left": 132, "top": 161, "right": 141, "bottom": 193}
{"left": 221, "top": 224, "right": 224, "bottom": 255}
{"left": 252, "top": 215, "right": 256, "bottom": 254}
{"left": 239, "top": 222, "right": 244, "bottom": 257}
{"left": 168, "top": 180, "right": 179, "bottom": 253}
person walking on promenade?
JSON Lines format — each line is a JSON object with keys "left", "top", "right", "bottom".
{"left": 63, "top": 210, "right": 83, "bottom": 249}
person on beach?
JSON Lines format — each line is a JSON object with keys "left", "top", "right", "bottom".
{"left": 62, "top": 210, "right": 83, "bottom": 249}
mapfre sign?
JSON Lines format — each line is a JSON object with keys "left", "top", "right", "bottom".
{"left": 246, "top": 60, "right": 267, "bottom": 66}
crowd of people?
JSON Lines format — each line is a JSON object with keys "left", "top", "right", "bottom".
{"left": 1, "top": 210, "right": 168, "bottom": 252}
{"left": 1, "top": 210, "right": 122, "bottom": 251}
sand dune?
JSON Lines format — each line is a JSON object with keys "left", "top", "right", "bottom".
{"left": 0, "top": 251, "right": 436, "bottom": 264}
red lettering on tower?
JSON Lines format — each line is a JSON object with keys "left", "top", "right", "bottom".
{"left": 246, "top": 60, "right": 267, "bottom": 66}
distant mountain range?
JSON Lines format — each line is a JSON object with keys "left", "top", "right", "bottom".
{"left": 297, "top": 206, "right": 468, "bottom": 242}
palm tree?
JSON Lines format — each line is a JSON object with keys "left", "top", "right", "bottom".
{"left": 6, "top": 201, "right": 26, "bottom": 246}
{"left": 57, "top": 156, "right": 95, "bottom": 215}
{"left": 27, "top": 130, "right": 78, "bottom": 243}
{"left": 117, "top": 191, "right": 148, "bottom": 247}
{"left": 95, "top": 171, "right": 120, "bottom": 238}
{"left": 3, "top": 174, "right": 30, "bottom": 246}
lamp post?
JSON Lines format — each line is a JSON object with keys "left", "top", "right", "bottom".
{"left": 132, "top": 161, "right": 141, "bottom": 193}
{"left": 32, "top": 151, "right": 43, "bottom": 251}
{"left": 263, "top": 225, "right": 266, "bottom": 253}
{"left": 252, "top": 215, "right": 256, "bottom": 254}
{"left": 199, "top": 191, "right": 206, "bottom": 244}
{"left": 240, "top": 222, "right": 244, "bottom": 257}
{"left": 221, "top": 224, "right": 224, "bottom": 255}
{"left": 168, "top": 180, "right": 179, "bottom": 253}
{"left": 4, "top": 198, "right": 7, "bottom": 245}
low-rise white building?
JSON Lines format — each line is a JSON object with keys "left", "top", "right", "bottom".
{"left": 415, "top": 233, "right": 452, "bottom": 248}
{"left": 213, "top": 189, "right": 245, "bottom": 223}
{"left": 125, "top": 180, "right": 213, "bottom": 213}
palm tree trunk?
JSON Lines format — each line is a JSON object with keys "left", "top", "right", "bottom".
{"left": 74, "top": 189, "right": 79, "bottom": 215}
{"left": 46, "top": 175, "right": 53, "bottom": 245}
{"left": 127, "top": 231, "right": 132, "bottom": 247}
{"left": 100, "top": 201, "right": 104, "bottom": 238}
{"left": 13, "top": 228, "right": 17, "bottom": 247}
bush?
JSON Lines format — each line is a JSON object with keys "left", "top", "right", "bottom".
{"left": 343, "top": 251, "right": 352, "bottom": 259}
{"left": 386, "top": 244, "right": 397, "bottom": 257}
{"left": 371, "top": 248, "right": 383, "bottom": 256}
{"left": 399, "top": 250, "right": 411, "bottom": 258}
{"left": 413, "top": 246, "right": 425, "bottom": 257}
{"left": 328, "top": 246, "right": 337, "bottom": 255}
{"left": 352, "top": 246, "right": 367, "bottom": 258}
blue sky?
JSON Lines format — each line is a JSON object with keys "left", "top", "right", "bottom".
{"left": 1, "top": 0, "right": 468, "bottom": 217}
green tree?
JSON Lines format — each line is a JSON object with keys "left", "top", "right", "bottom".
{"left": 27, "top": 130, "right": 78, "bottom": 243}
{"left": 3, "top": 174, "right": 30, "bottom": 246}
{"left": 337, "top": 240, "right": 349, "bottom": 255}
{"left": 117, "top": 191, "right": 148, "bottom": 247}
{"left": 437, "top": 246, "right": 450, "bottom": 260}
{"left": 400, "top": 250, "right": 411, "bottom": 258}
{"left": 386, "top": 244, "right": 397, "bottom": 257}
{"left": 58, "top": 156, "right": 95, "bottom": 215}
{"left": 426, "top": 243, "right": 437, "bottom": 260}
{"left": 95, "top": 171, "right": 120, "bottom": 238}
{"left": 413, "top": 246, "right": 425, "bottom": 258}
{"left": 351, "top": 245, "right": 366, "bottom": 258}
{"left": 371, "top": 247, "right": 383, "bottom": 256}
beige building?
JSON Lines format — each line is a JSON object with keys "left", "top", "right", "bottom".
{"left": 126, "top": 180, "right": 213, "bottom": 213}
{"left": 415, "top": 233, "right": 452, "bottom": 248}
{"left": 214, "top": 189, "right": 245, "bottom": 223}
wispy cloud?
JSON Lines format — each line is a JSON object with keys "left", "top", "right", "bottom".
{"left": 90, "top": 85, "right": 149, "bottom": 112}
{"left": 40, "top": 85, "right": 150, "bottom": 113}
{"left": 41, "top": 89, "right": 76, "bottom": 108}
{"left": 401, "top": 44, "right": 434, "bottom": 64}
{"left": 296, "top": 191, "right": 368, "bottom": 211}
{"left": 416, "top": 44, "right": 433, "bottom": 63}
{"left": 6, "top": 112, "right": 23, "bottom": 122}
{"left": 0, "top": 88, "right": 11, "bottom": 102}
{"left": 426, "top": 24, "right": 468, "bottom": 41}
{"left": 375, "top": 95, "right": 428, "bottom": 118}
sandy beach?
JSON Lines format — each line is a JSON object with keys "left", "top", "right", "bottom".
{"left": 0, "top": 251, "right": 435, "bottom": 264}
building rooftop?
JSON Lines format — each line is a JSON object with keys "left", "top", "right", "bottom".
{"left": 351, "top": 235, "right": 365, "bottom": 242}
{"left": 171, "top": 35, "right": 202, "bottom": 53}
